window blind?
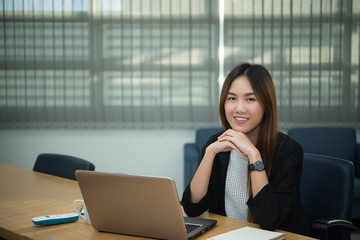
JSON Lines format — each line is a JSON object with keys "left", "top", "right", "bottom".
{"left": 0, "top": 0, "right": 219, "bottom": 128}
{"left": 0, "top": 0, "right": 359, "bottom": 129}
{"left": 224, "top": 0, "right": 359, "bottom": 128}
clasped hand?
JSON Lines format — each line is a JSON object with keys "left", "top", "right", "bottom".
{"left": 210, "top": 129, "right": 260, "bottom": 161}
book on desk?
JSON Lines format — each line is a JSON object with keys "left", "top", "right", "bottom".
{"left": 207, "top": 226, "right": 285, "bottom": 240}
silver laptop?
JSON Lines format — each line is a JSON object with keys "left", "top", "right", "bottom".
{"left": 75, "top": 170, "right": 217, "bottom": 240}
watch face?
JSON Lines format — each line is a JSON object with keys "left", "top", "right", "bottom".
{"left": 255, "top": 161, "right": 265, "bottom": 171}
{"left": 248, "top": 161, "right": 265, "bottom": 172}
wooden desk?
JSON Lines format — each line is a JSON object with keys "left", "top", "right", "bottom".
{"left": 0, "top": 164, "right": 315, "bottom": 240}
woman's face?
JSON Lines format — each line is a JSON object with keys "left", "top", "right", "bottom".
{"left": 224, "top": 76, "right": 264, "bottom": 140}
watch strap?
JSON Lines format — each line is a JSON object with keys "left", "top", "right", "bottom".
{"left": 248, "top": 160, "right": 265, "bottom": 172}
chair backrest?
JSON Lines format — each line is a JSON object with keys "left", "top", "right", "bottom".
{"left": 301, "top": 154, "right": 354, "bottom": 231}
{"left": 33, "top": 153, "right": 96, "bottom": 180}
{"left": 195, "top": 127, "right": 222, "bottom": 151}
{"left": 288, "top": 127, "right": 356, "bottom": 163}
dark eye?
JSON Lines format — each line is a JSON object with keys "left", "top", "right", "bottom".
{"left": 227, "top": 96, "right": 236, "bottom": 101}
{"left": 247, "top": 97, "right": 256, "bottom": 102}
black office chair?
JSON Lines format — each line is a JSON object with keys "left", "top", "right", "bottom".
{"left": 33, "top": 153, "right": 95, "bottom": 180}
{"left": 301, "top": 153, "right": 357, "bottom": 240}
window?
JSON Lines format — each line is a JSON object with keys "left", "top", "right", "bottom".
{"left": 0, "top": 0, "right": 359, "bottom": 129}
{"left": 224, "top": 0, "right": 359, "bottom": 127}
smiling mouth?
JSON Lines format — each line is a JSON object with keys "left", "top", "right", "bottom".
{"left": 235, "top": 117, "right": 248, "bottom": 121}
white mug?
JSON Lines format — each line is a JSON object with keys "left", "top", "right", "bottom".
{"left": 73, "top": 199, "right": 91, "bottom": 225}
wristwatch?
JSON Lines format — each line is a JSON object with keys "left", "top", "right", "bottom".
{"left": 248, "top": 160, "right": 265, "bottom": 172}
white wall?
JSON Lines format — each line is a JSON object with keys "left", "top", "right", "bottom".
{"left": 0, "top": 129, "right": 195, "bottom": 196}
{"left": 2, "top": 127, "right": 359, "bottom": 197}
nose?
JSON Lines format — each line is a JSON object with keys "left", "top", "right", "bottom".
{"left": 235, "top": 100, "right": 246, "bottom": 113}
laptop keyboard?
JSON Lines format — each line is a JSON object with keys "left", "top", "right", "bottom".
{"left": 185, "top": 223, "right": 201, "bottom": 233}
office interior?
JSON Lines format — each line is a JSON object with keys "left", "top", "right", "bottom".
{"left": 0, "top": 0, "right": 359, "bottom": 233}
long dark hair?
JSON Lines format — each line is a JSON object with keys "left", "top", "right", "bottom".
{"left": 219, "top": 63, "right": 279, "bottom": 175}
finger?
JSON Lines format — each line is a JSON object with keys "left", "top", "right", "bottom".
{"left": 216, "top": 139, "right": 245, "bottom": 156}
{"left": 218, "top": 135, "right": 237, "bottom": 143}
{"left": 218, "top": 129, "right": 236, "bottom": 138}
{"left": 226, "top": 141, "right": 245, "bottom": 156}
{"left": 213, "top": 139, "right": 234, "bottom": 152}
{"left": 218, "top": 135, "right": 250, "bottom": 156}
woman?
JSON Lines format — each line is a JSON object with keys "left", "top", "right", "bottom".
{"left": 181, "top": 63, "right": 309, "bottom": 236}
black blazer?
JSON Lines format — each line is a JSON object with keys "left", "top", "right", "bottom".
{"left": 182, "top": 132, "right": 310, "bottom": 236}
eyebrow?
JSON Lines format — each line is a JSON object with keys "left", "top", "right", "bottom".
{"left": 227, "top": 92, "right": 255, "bottom": 96}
